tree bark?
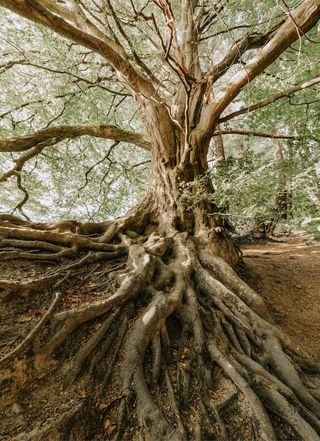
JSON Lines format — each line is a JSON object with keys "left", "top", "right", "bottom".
{"left": 1, "top": 1, "right": 320, "bottom": 440}
{"left": 214, "top": 124, "right": 226, "bottom": 172}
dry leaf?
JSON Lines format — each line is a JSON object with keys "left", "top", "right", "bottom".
{"left": 179, "top": 362, "right": 190, "bottom": 372}
{"left": 76, "top": 390, "right": 87, "bottom": 398}
{"left": 104, "top": 418, "right": 116, "bottom": 436}
{"left": 95, "top": 401, "right": 108, "bottom": 412}
{"left": 19, "top": 315, "right": 33, "bottom": 323}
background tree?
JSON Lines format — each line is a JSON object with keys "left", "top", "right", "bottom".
{"left": 0, "top": 1, "right": 320, "bottom": 440}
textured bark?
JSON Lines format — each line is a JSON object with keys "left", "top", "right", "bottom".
{"left": 1, "top": 1, "right": 320, "bottom": 440}
{"left": 0, "top": 124, "right": 151, "bottom": 153}
{"left": 1, "top": 215, "right": 320, "bottom": 441}
{"left": 214, "top": 124, "right": 226, "bottom": 172}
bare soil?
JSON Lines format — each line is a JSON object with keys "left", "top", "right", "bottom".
{"left": 241, "top": 235, "right": 320, "bottom": 361}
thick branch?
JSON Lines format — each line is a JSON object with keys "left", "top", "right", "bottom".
{"left": 220, "top": 75, "right": 320, "bottom": 123}
{"left": 0, "top": 124, "right": 151, "bottom": 153}
{"left": 206, "top": 32, "right": 270, "bottom": 83}
{"left": 195, "top": 0, "right": 320, "bottom": 138}
{"left": 40, "top": 0, "right": 113, "bottom": 44}
{"left": 0, "top": 0, "right": 156, "bottom": 97}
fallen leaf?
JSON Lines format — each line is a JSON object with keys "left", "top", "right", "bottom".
{"left": 76, "top": 390, "right": 87, "bottom": 399}
{"left": 19, "top": 315, "right": 33, "bottom": 323}
{"left": 179, "top": 362, "right": 190, "bottom": 372}
{"left": 95, "top": 401, "right": 108, "bottom": 412}
{"left": 104, "top": 418, "right": 117, "bottom": 436}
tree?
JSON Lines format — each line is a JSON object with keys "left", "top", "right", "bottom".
{"left": 1, "top": 1, "right": 320, "bottom": 440}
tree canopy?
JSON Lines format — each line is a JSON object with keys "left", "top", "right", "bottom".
{"left": 1, "top": 3, "right": 320, "bottom": 440}
{"left": 0, "top": 0, "right": 319, "bottom": 226}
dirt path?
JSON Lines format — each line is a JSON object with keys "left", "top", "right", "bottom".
{"left": 241, "top": 236, "right": 320, "bottom": 360}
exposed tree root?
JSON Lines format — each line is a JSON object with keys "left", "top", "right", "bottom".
{"left": 14, "top": 402, "right": 85, "bottom": 441}
{"left": 64, "top": 309, "right": 120, "bottom": 387}
{"left": 0, "top": 291, "right": 62, "bottom": 369}
{"left": 0, "top": 220, "right": 320, "bottom": 441}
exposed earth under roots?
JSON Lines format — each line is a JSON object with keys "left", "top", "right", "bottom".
{"left": 242, "top": 236, "right": 320, "bottom": 361}
{"left": 0, "top": 218, "right": 320, "bottom": 441}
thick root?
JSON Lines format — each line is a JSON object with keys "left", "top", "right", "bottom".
{"left": 0, "top": 225, "right": 320, "bottom": 441}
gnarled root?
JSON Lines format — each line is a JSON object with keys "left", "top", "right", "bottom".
{"left": 0, "top": 225, "right": 320, "bottom": 441}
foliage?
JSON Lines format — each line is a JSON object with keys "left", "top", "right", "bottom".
{"left": 211, "top": 139, "right": 320, "bottom": 238}
{"left": 0, "top": 0, "right": 319, "bottom": 229}
{"left": 1, "top": 3, "right": 320, "bottom": 441}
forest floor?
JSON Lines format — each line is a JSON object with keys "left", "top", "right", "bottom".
{"left": 1, "top": 234, "right": 320, "bottom": 440}
{"left": 241, "top": 235, "right": 320, "bottom": 361}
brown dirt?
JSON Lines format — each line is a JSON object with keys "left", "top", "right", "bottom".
{"left": 241, "top": 235, "right": 320, "bottom": 361}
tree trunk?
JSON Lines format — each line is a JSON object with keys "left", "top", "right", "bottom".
{"left": 214, "top": 124, "right": 226, "bottom": 173}
{"left": 255, "top": 140, "right": 292, "bottom": 236}
{"left": 274, "top": 139, "right": 292, "bottom": 218}
{"left": 1, "top": 125, "right": 320, "bottom": 441}
{"left": 1, "top": 1, "right": 320, "bottom": 440}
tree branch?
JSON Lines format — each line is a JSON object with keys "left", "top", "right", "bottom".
{"left": 206, "top": 31, "right": 271, "bottom": 83}
{"left": 0, "top": 141, "right": 53, "bottom": 183}
{"left": 0, "top": 59, "right": 130, "bottom": 97}
{"left": 104, "top": 0, "right": 160, "bottom": 86}
{"left": 32, "top": 0, "right": 125, "bottom": 56}
{"left": 0, "top": 0, "right": 156, "bottom": 97}
{"left": 214, "top": 130, "right": 297, "bottom": 140}
{"left": 0, "top": 124, "right": 151, "bottom": 153}
{"left": 220, "top": 75, "right": 320, "bottom": 123}
{"left": 195, "top": 0, "right": 320, "bottom": 139}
